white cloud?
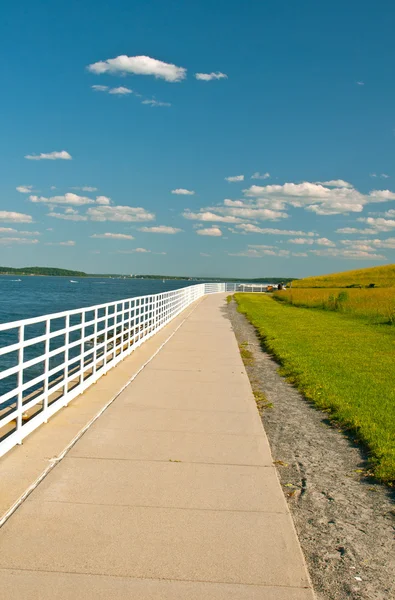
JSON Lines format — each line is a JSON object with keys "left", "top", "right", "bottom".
{"left": 183, "top": 210, "right": 243, "bottom": 223}
{"left": 336, "top": 227, "right": 377, "bottom": 235}
{"left": 200, "top": 252, "right": 211, "bottom": 257}
{"left": 47, "top": 211, "right": 87, "bottom": 221}
{"left": 86, "top": 205, "right": 155, "bottom": 222}
{"left": 0, "top": 211, "right": 33, "bottom": 223}
{"left": 142, "top": 99, "right": 171, "bottom": 107}
{"left": 292, "top": 252, "right": 308, "bottom": 257}
{"left": 189, "top": 198, "right": 288, "bottom": 223}
{"left": 316, "top": 237, "right": 336, "bottom": 247}
{"left": 45, "top": 240, "right": 76, "bottom": 246}
{"left": 316, "top": 180, "right": 352, "bottom": 188}
{"left": 171, "top": 188, "right": 195, "bottom": 195}
{"left": 95, "top": 195, "right": 111, "bottom": 205}
{"left": 229, "top": 244, "right": 290, "bottom": 258}
{"left": 235, "top": 224, "right": 316, "bottom": 236}
{"left": 243, "top": 181, "right": 395, "bottom": 215}
{"left": 381, "top": 173, "right": 390, "bottom": 179}
{"left": 72, "top": 186, "right": 98, "bottom": 192}
{"left": 16, "top": 185, "right": 34, "bottom": 193}
{"left": 195, "top": 72, "right": 227, "bottom": 81}
{"left": 0, "top": 227, "right": 39, "bottom": 235}
{"left": 25, "top": 150, "right": 72, "bottom": 161}
{"left": 117, "top": 247, "right": 151, "bottom": 253}
{"left": 251, "top": 172, "right": 270, "bottom": 180}
{"left": 288, "top": 238, "right": 315, "bottom": 245}
{"left": 357, "top": 217, "right": 395, "bottom": 232}
{"left": 0, "top": 237, "right": 39, "bottom": 245}
{"left": 109, "top": 86, "right": 133, "bottom": 95}
{"left": 356, "top": 81, "right": 365, "bottom": 86}
{"left": 310, "top": 248, "right": 385, "bottom": 260}
{"left": 225, "top": 175, "right": 244, "bottom": 182}
{"left": 91, "top": 233, "right": 134, "bottom": 240}
{"left": 87, "top": 55, "right": 186, "bottom": 82}
{"left": 30, "top": 193, "right": 94, "bottom": 206}
{"left": 92, "top": 85, "right": 109, "bottom": 92}
{"left": 139, "top": 226, "right": 181, "bottom": 234}
{"left": 196, "top": 227, "right": 222, "bottom": 237}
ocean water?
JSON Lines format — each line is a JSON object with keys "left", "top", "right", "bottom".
{"left": 0, "top": 275, "right": 201, "bottom": 324}
{"left": 0, "top": 276, "right": 206, "bottom": 403}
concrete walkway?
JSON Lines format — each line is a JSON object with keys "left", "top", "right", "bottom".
{"left": 0, "top": 294, "right": 314, "bottom": 599}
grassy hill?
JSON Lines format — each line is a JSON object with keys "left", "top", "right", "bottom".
{"left": 292, "top": 264, "right": 395, "bottom": 288}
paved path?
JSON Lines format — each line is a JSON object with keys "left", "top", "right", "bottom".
{"left": 0, "top": 294, "right": 314, "bottom": 599}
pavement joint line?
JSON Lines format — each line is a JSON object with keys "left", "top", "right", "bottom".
{"left": 0, "top": 299, "right": 204, "bottom": 530}
{"left": 0, "top": 566, "right": 312, "bottom": 590}
{"left": 43, "top": 500, "right": 288, "bottom": 514}
{"left": 64, "top": 456, "right": 274, "bottom": 467}
{"left": 81, "top": 429, "right": 265, "bottom": 437}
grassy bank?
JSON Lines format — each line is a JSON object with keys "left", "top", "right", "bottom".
{"left": 273, "top": 288, "right": 395, "bottom": 324}
{"left": 292, "top": 263, "right": 395, "bottom": 288}
{"left": 235, "top": 293, "right": 395, "bottom": 483}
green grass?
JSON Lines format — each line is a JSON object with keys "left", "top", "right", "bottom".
{"left": 235, "top": 293, "right": 395, "bottom": 483}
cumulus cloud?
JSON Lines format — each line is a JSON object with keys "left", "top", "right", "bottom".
{"left": 142, "top": 99, "right": 171, "bottom": 107}
{"left": 183, "top": 210, "right": 243, "bottom": 223}
{"left": 243, "top": 181, "right": 395, "bottom": 215}
{"left": 47, "top": 211, "right": 87, "bottom": 221}
{"left": 87, "top": 55, "right": 186, "bottom": 82}
{"left": 187, "top": 199, "right": 288, "bottom": 223}
{"left": 16, "top": 185, "right": 34, "bottom": 193}
{"left": 195, "top": 72, "right": 227, "bottom": 81}
{"left": 95, "top": 196, "right": 111, "bottom": 205}
{"left": 229, "top": 244, "right": 290, "bottom": 258}
{"left": 30, "top": 193, "right": 94, "bottom": 206}
{"left": 25, "top": 150, "right": 72, "bottom": 160}
{"left": 92, "top": 85, "right": 109, "bottom": 92}
{"left": 139, "top": 226, "right": 181, "bottom": 234}
{"left": 251, "top": 172, "right": 270, "bottom": 180}
{"left": 316, "top": 180, "right": 353, "bottom": 188}
{"left": 109, "top": 86, "right": 133, "bottom": 95}
{"left": 171, "top": 188, "right": 195, "bottom": 195}
{"left": 91, "top": 233, "right": 134, "bottom": 240}
{"left": 0, "top": 211, "right": 33, "bottom": 223}
{"left": 72, "top": 186, "right": 98, "bottom": 192}
{"left": 0, "top": 237, "right": 39, "bottom": 245}
{"left": 336, "top": 227, "right": 377, "bottom": 235}
{"left": 45, "top": 240, "right": 76, "bottom": 246}
{"left": 225, "top": 175, "right": 244, "bottom": 182}
{"left": 117, "top": 247, "right": 151, "bottom": 254}
{"left": 235, "top": 224, "right": 316, "bottom": 236}
{"left": 357, "top": 217, "right": 395, "bottom": 232}
{"left": 288, "top": 238, "right": 315, "bottom": 245}
{"left": 86, "top": 205, "right": 155, "bottom": 222}
{"left": 196, "top": 227, "right": 222, "bottom": 236}
{"left": 0, "top": 227, "right": 39, "bottom": 236}
{"left": 310, "top": 248, "right": 386, "bottom": 260}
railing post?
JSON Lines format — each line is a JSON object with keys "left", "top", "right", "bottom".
{"left": 43, "top": 318, "right": 50, "bottom": 422}
{"left": 63, "top": 314, "right": 71, "bottom": 405}
{"left": 16, "top": 324, "right": 25, "bottom": 444}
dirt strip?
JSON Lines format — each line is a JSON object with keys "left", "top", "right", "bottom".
{"left": 225, "top": 299, "right": 394, "bottom": 600}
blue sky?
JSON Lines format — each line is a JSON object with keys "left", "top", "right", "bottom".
{"left": 1, "top": 0, "right": 395, "bottom": 278}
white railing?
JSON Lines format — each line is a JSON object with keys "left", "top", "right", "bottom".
{"left": 0, "top": 284, "right": 212, "bottom": 457}
{"left": 0, "top": 281, "right": 260, "bottom": 458}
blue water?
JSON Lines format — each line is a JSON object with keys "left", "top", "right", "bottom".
{"left": 0, "top": 276, "right": 202, "bottom": 324}
{"left": 0, "top": 276, "right": 206, "bottom": 405}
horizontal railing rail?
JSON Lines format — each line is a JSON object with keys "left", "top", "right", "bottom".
{"left": 0, "top": 281, "right": 264, "bottom": 458}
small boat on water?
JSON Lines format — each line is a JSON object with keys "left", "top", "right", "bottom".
{"left": 11, "top": 279, "right": 22, "bottom": 282}
{"left": 70, "top": 280, "right": 78, "bottom": 283}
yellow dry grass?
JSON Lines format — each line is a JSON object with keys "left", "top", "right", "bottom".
{"left": 292, "top": 263, "right": 395, "bottom": 288}
{"left": 274, "top": 287, "right": 395, "bottom": 323}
